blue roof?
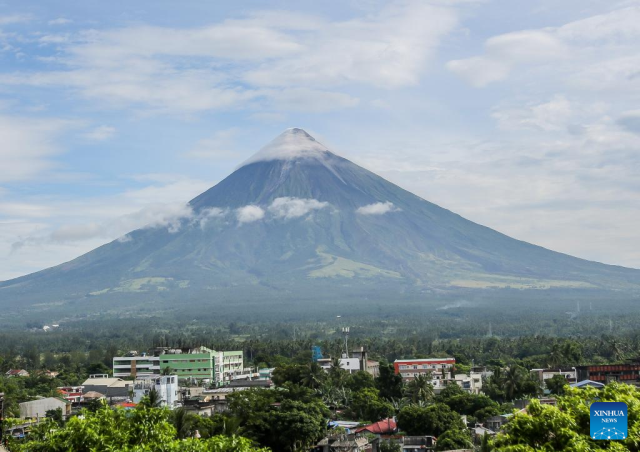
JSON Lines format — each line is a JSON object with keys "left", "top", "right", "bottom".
{"left": 570, "top": 379, "right": 605, "bottom": 389}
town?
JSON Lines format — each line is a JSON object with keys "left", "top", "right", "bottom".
{"left": 2, "top": 328, "right": 640, "bottom": 451}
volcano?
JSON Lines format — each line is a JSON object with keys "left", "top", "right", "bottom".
{"left": 1, "top": 128, "right": 639, "bottom": 319}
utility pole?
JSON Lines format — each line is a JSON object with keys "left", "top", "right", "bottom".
{"left": 0, "top": 392, "right": 5, "bottom": 445}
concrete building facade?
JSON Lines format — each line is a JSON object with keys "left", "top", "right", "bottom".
{"left": 19, "top": 397, "right": 70, "bottom": 420}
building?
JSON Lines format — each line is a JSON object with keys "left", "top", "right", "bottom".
{"left": 133, "top": 375, "right": 179, "bottom": 409}
{"left": 575, "top": 364, "right": 640, "bottom": 385}
{"left": 82, "top": 375, "right": 131, "bottom": 399}
{"left": 19, "top": 397, "right": 71, "bottom": 420}
{"left": 113, "top": 352, "right": 160, "bottom": 379}
{"left": 530, "top": 368, "right": 577, "bottom": 386}
{"left": 570, "top": 379, "right": 605, "bottom": 390}
{"left": 6, "top": 369, "right": 29, "bottom": 378}
{"left": 317, "top": 348, "right": 380, "bottom": 376}
{"left": 314, "top": 433, "right": 379, "bottom": 452}
{"left": 354, "top": 418, "right": 397, "bottom": 436}
{"left": 57, "top": 386, "right": 84, "bottom": 404}
{"left": 453, "top": 373, "right": 483, "bottom": 394}
{"left": 113, "top": 347, "right": 244, "bottom": 385}
{"left": 394, "top": 358, "right": 455, "bottom": 382}
{"left": 400, "top": 436, "right": 437, "bottom": 451}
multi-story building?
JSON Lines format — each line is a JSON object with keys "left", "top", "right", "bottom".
{"left": 453, "top": 372, "right": 483, "bottom": 394}
{"left": 113, "top": 347, "right": 244, "bottom": 385}
{"left": 133, "top": 375, "right": 179, "bottom": 409}
{"left": 113, "top": 353, "right": 160, "bottom": 379}
{"left": 394, "top": 358, "right": 455, "bottom": 382}
{"left": 575, "top": 364, "right": 640, "bottom": 385}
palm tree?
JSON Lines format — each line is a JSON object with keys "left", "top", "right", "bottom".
{"left": 405, "top": 374, "right": 434, "bottom": 404}
{"left": 301, "top": 363, "right": 325, "bottom": 390}
{"left": 171, "top": 407, "right": 192, "bottom": 439}
{"left": 140, "top": 387, "right": 163, "bottom": 408}
{"left": 502, "top": 366, "right": 523, "bottom": 401}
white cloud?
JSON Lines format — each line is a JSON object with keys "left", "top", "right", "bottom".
{"left": 0, "top": 14, "right": 31, "bottom": 25}
{"left": 447, "top": 6, "right": 640, "bottom": 88}
{"left": 11, "top": 202, "right": 194, "bottom": 250}
{"left": 356, "top": 201, "right": 398, "bottom": 215}
{"left": 195, "top": 207, "right": 228, "bottom": 229}
{"left": 0, "top": 115, "right": 75, "bottom": 182}
{"left": 491, "top": 95, "right": 573, "bottom": 131}
{"left": 186, "top": 129, "right": 240, "bottom": 160}
{"left": 0, "top": 1, "right": 461, "bottom": 114}
{"left": 83, "top": 125, "right": 116, "bottom": 141}
{"left": 236, "top": 205, "right": 265, "bottom": 224}
{"left": 268, "top": 197, "right": 329, "bottom": 219}
{"left": 244, "top": 1, "right": 458, "bottom": 89}
{"left": 48, "top": 18, "right": 73, "bottom": 26}
{"left": 447, "top": 30, "right": 567, "bottom": 87}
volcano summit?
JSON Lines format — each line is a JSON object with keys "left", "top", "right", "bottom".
{"left": 1, "top": 128, "right": 639, "bottom": 320}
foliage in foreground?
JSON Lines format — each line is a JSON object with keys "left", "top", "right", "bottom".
{"left": 494, "top": 382, "right": 640, "bottom": 451}
{"left": 7, "top": 403, "right": 268, "bottom": 452}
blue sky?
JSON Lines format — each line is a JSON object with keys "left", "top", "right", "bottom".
{"left": 1, "top": 0, "right": 640, "bottom": 279}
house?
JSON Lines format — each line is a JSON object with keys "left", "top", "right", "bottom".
{"left": 575, "top": 364, "right": 640, "bottom": 385}
{"left": 6, "top": 369, "right": 29, "bottom": 378}
{"left": 314, "top": 433, "right": 379, "bottom": 452}
{"left": 355, "top": 418, "right": 397, "bottom": 436}
{"left": 19, "top": 397, "right": 71, "bottom": 420}
{"left": 530, "top": 368, "right": 577, "bottom": 386}
{"left": 485, "top": 414, "right": 512, "bottom": 432}
{"left": 82, "top": 391, "right": 106, "bottom": 401}
{"left": 570, "top": 379, "right": 605, "bottom": 390}
{"left": 453, "top": 373, "right": 483, "bottom": 394}
{"left": 471, "top": 426, "right": 495, "bottom": 445}
{"left": 43, "top": 370, "right": 60, "bottom": 379}
{"left": 82, "top": 374, "right": 131, "bottom": 399}
{"left": 399, "top": 436, "right": 437, "bottom": 451}
{"left": 57, "top": 386, "right": 84, "bottom": 403}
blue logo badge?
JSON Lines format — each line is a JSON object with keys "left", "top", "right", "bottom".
{"left": 590, "top": 402, "right": 627, "bottom": 440}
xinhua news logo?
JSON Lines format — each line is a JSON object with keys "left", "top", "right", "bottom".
{"left": 590, "top": 402, "right": 628, "bottom": 440}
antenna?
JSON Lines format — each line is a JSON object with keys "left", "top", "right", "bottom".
{"left": 342, "top": 327, "right": 350, "bottom": 358}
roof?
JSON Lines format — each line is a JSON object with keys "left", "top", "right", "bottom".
{"left": 355, "top": 418, "right": 397, "bottom": 434}
{"left": 6, "top": 369, "right": 28, "bottom": 375}
{"left": 571, "top": 379, "right": 605, "bottom": 389}
{"left": 394, "top": 358, "right": 455, "bottom": 363}
{"left": 82, "top": 377, "right": 128, "bottom": 387}
{"left": 83, "top": 391, "right": 106, "bottom": 399}
{"left": 115, "top": 402, "right": 137, "bottom": 408}
{"left": 20, "top": 397, "right": 70, "bottom": 406}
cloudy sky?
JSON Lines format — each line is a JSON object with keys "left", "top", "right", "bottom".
{"left": 1, "top": 0, "right": 639, "bottom": 280}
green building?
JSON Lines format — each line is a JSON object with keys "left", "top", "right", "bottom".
{"left": 113, "top": 346, "right": 244, "bottom": 384}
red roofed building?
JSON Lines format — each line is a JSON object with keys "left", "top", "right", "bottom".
{"left": 5, "top": 369, "right": 29, "bottom": 378}
{"left": 355, "top": 418, "right": 397, "bottom": 435}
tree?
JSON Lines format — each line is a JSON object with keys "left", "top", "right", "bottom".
{"left": 12, "top": 404, "right": 267, "bottom": 451}
{"left": 545, "top": 374, "right": 569, "bottom": 396}
{"left": 435, "top": 428, "right": 473, "bottom": 451}
{"left": 170, "top": 407, "right": 195, "bottom": 439}
{"left": 397, "top": 403, "right": 465, "bottom": 437}
{"left": 350, "top": 388, "right": 394, "bottom": 423}
{"left": 404, "top": 374, "right": 434, "bottom": 404}
{"left": 140, "top": 387, "right": 163, "bottom": 408}
{"left": 344, "top": 371, "right": 375, "bottom": 392}
{"left": 375, "top": 363, "right": 403, "bottom": 401}
{"left": 494, "top": 382, "right": 640, "bottom": 450}
{"left": 380, "top": 439, "right": 402, "bottom": 452}
{"left": 301, "top": 363, "right": 325, "bottom": 390}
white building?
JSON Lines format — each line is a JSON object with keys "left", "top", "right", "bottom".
{"left": 318, "top": 356, "right": 361, "bottom": 374}
{"left": 133, "top": 375, "right": 179, "bottom": 409}
{"left": 454, "top": 372, "right": 483, "bottom": 394}
{"left": 113, "top": 354, "right": 160, "bottom": 379}
{"left": 19, "top": 397, "right": 70, "bottom": 420}
{"left": 530, "top": 368, "right": 577, "bottom": 386}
